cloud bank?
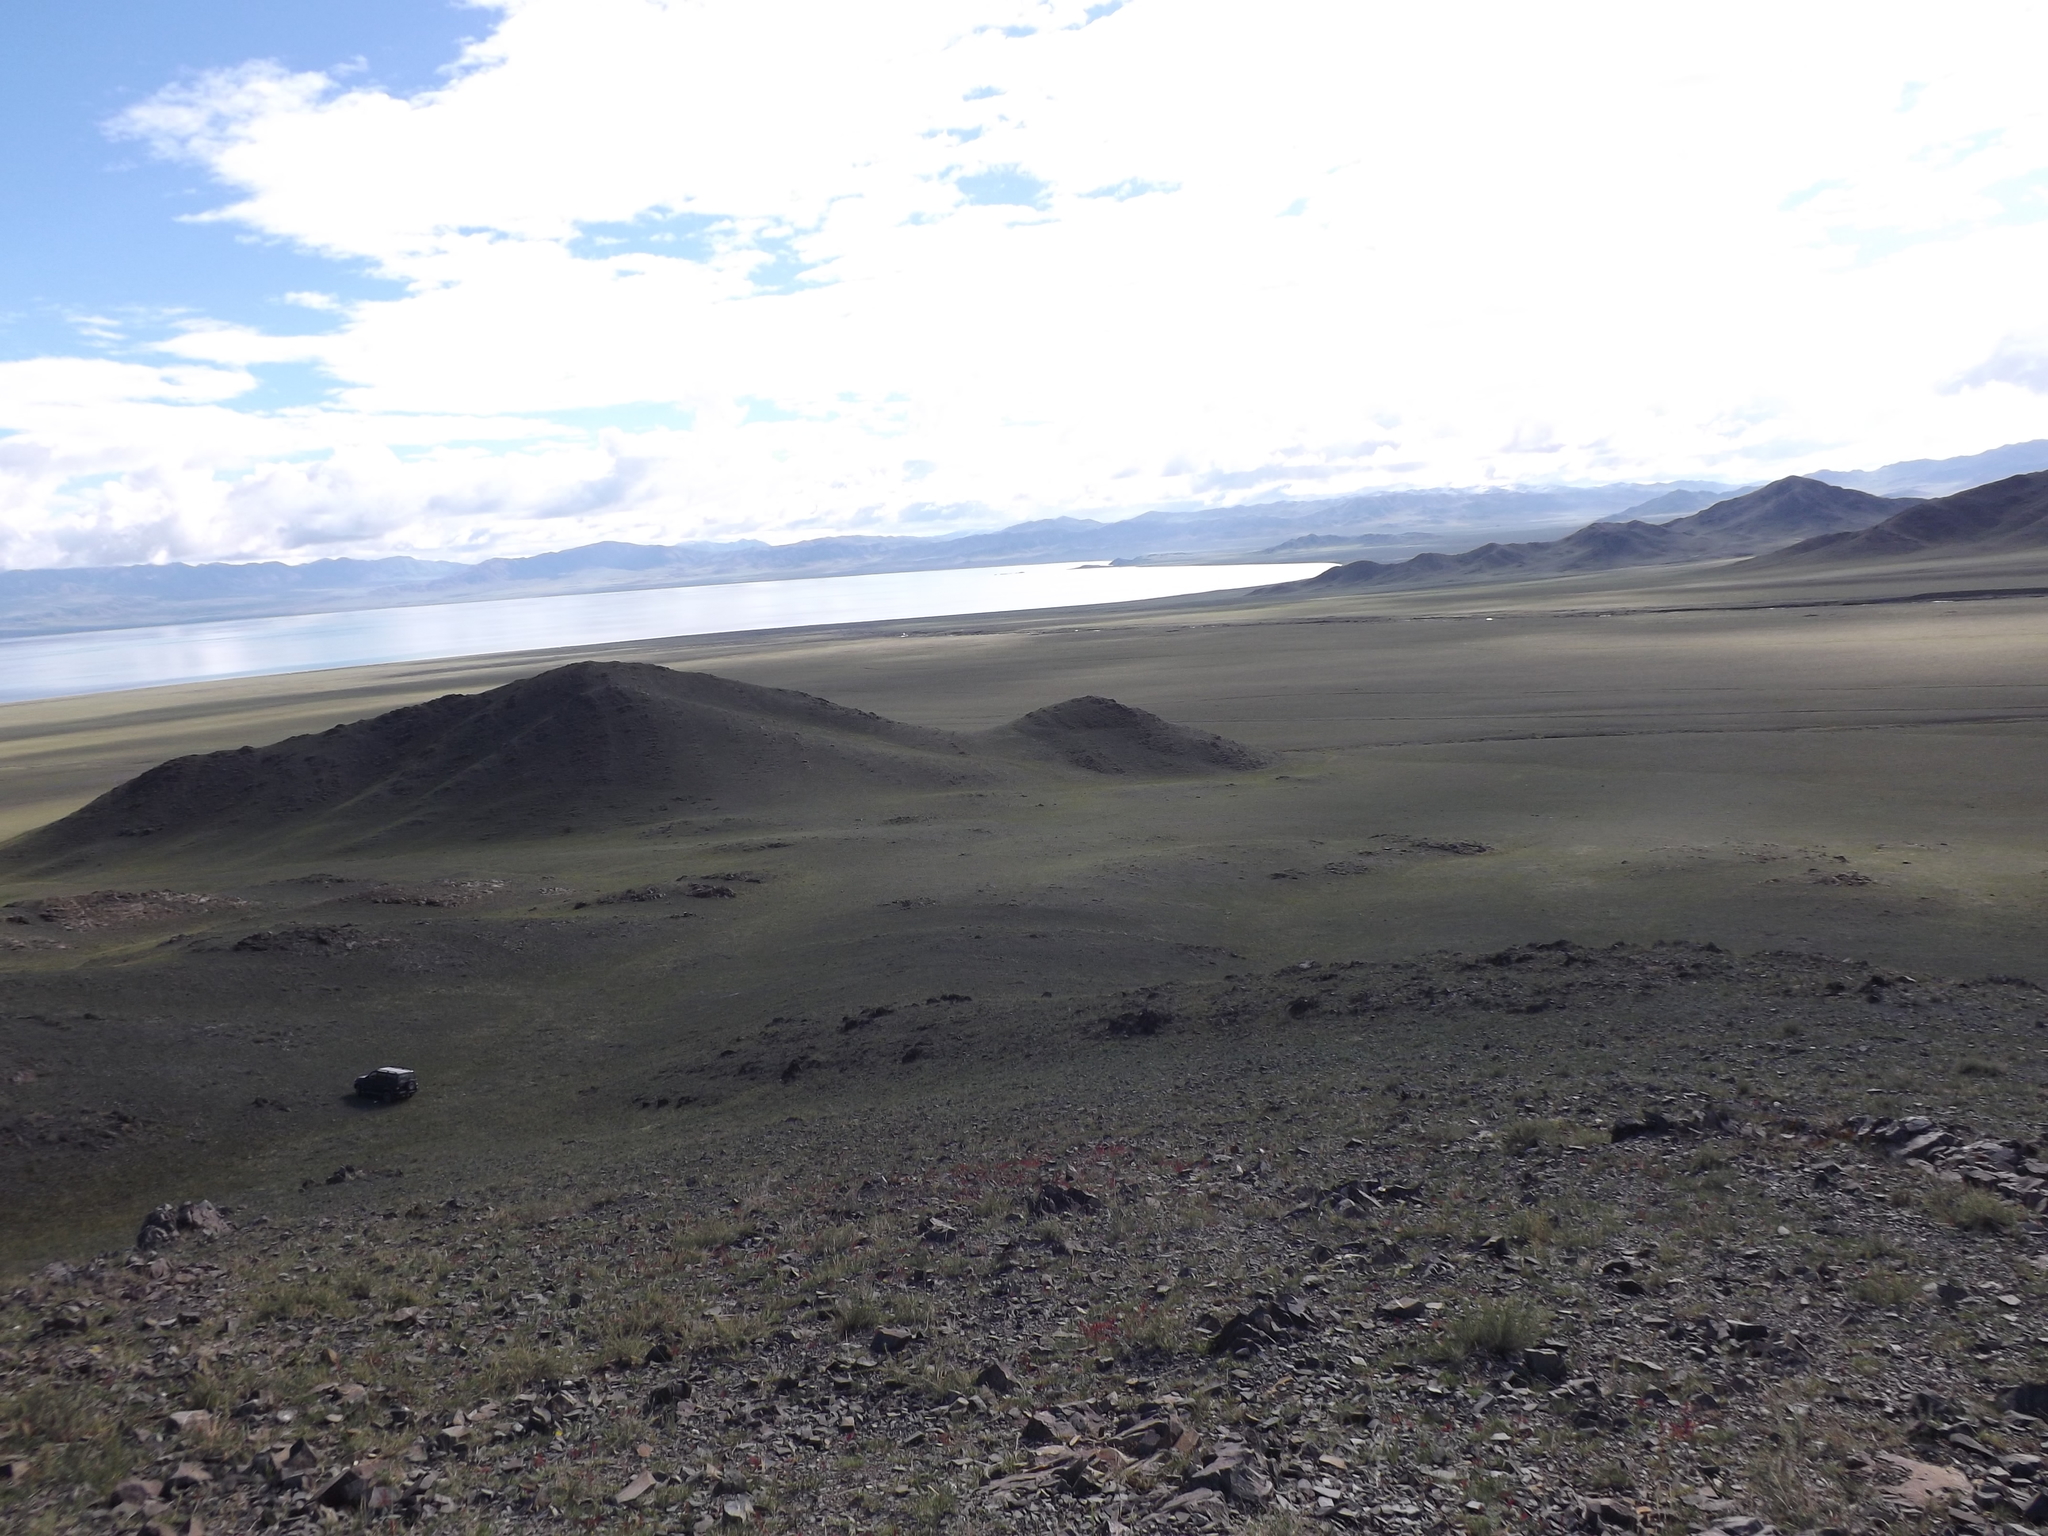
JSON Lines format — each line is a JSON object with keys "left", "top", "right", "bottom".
{"left": 6, "top": 0, "right": 2048, "bottom": 567}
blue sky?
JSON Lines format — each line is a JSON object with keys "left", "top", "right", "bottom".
{"left": 0, "top": 2, "right": 478, "bottom": 362}
{"left": 2, "top": 1, "right": 2046, "bottom": 568}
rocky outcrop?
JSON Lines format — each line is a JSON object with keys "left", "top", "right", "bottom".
{"left": 135, "top": 1200, "right": 232, "bottom": 1250}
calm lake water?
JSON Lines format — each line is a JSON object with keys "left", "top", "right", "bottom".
{"left": 0, "top": 561, "right": 1331, "bottom": 704}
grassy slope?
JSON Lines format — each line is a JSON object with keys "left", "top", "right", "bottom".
{"left": 0, "top": 549, "right": 2046, "bottom": 1530}
{"left": 6, "top": 945, "right": 2048, "bottom": 1534}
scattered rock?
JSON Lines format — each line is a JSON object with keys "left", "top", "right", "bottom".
{"left": 1519, "top": 1346, "right": 1569, "bottom": 1382}
{"left": 1313, "top": 1175, "right": 1427, "bottom": 1217}
{"left": 315, "top": 1461, "right": 385, "bottom": 1510}
{"left": 1877, "top": 1451, "right": 1973, "bottom": 1509}
{"left": 135, "top": 1200, "right": 231, "bottom": 1249}
{"left": 1612, "top": 1104, "right": 1730, "bottom": 1141}
{"left": 16, "top": 944, "right": 2048, "bottom": 1536}
{"left": 1207, "top": 1294, "right": 1315, "bottom": 1356}
{"left": 1022, "top": 1410, "right": 1080, "bottom": 1447}
{"left": 1578, "top": 1496, "right": 1640, "bottom": 1529}
{"left": 582, "top": 885, "right": 672, "bottom": 907}
{"left": 1112, "top": 1413, "right": 1191, "bottom": 1457}
{"left": 1103, "top": 1008, "right": 1171, "bottom": 1036}
{"left": 1032, "top": 1181, "right": 1100, "bottom": 1215}
{"left": 1148, "top": 1485, "right": 1229, "bottom": 1522}
{"left": 231, "top": 925, "right": 370, "bottom": 954}
{"left": 1844, "top": 1115, "right": 2046, "bottom": 1209}
{"left": 3, "top": 890, "right": 246, "bottom": 931}
{"left": 1183, "top": 1440, "right": 1274, "bottom": 1508}
{"left": 110, "top": 1478, "right": 161, "bottom": 1506}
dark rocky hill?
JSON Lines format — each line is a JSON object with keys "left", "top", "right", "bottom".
{"left": 5, "top": 664, "right": 992, "bottom": 861}
{"left": 1673, "top": 474, "right": 1912, "bottom": 546}
{"left": 983, "top": 696, "right": 1271, "bottom": 775}
{"left": 1263, "top": 476, "right": 1915, "bottom": 593}
{"left": 5, "top": 665, "right": 1268, "bottom": 865}
{"left": 1757, "top": 470, "right": 2048, "bottom": 565}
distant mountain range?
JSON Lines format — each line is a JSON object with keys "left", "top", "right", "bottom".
{"left": 1276, "top": 477, "right": 1916, "bottom": 593}
{"left": 4, "top": 439, "right": 2045, "bottom": 639}
{"left": 0, "top": 482, "right": 1734, "bottom": 638}
{"left": 1760, "top": 470, "right": 2048, "bottom": 565}
{"left": 1805, "top": 439, "right": 2048, "bottom": 498}
{"left": 1272, "top": 467, "right": 2048, "bottom": 598}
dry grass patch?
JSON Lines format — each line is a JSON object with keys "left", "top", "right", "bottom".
{"left": 1927, "top": 1183, "right": 2022, "bottom": 1233}
{"left": 1435, "top": 1299, "right": 1548, "bottom": 1363}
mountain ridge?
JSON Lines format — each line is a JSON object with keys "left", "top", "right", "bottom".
{"left": 7, "top": 439, "right": 2047, "bottom": 638}
{"left": 1265, "top": 476, "right": 1917, "bottom": 595}
{"left": 0, "top": 484, "right": 1725, "bottom": 638}
{"left": 1754, "top": 470, "right": 2048, "bottom": 566}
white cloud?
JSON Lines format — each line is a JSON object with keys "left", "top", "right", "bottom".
{"left": 1953, "top": 331, "right": 2048, "bottom": 395}
{"left": 6, "top": 0, "right": 2048, "bottom": 566}
{"left": 0, "top": 357, "right": 255, "bottom": 410}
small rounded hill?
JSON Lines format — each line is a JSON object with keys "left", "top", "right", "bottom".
{"left": 5, "top": 664, "right": 1269, "bottom": 866}
{"left": 7, "top": 663, "right": 987, "bottom": 862}
{"left": 985, "top": 695, "right": 1271, "bottom": 775}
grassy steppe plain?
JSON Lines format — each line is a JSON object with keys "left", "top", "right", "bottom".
{"left": 5, "top": 548, "right": 2048, "bottom": 1535}
{"left": 2, "top": 549, "right": 2045, "bottom": 1261}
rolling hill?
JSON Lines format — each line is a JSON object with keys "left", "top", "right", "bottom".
{"left": 1757, "top": 470, "right": 2048, "bottom": 565}
{"left": 3, "top": 663, "right": 1265, "bottom": 866}
{"left": 982, "top": 695, "right": 1271, "bottom": 776}
{"left": 1264, "top": 475, "right": 1915, "bottom": 594}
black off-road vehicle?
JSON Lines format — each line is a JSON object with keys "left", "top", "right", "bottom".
{"left": 352, "top": 1066, "right": 418, "bottom": 1103}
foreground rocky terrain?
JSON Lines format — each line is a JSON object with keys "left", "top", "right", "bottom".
{"left": 7, "top": 941, "right": 2048, "bottom": 1535}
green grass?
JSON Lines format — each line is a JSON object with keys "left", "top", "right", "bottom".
{"left": 248, "top": 1279, "right": 346, "bottom": 1322}
{"left": 830, "top": 1289, "right": 884, "bottom": 1338}
{"left": 1435, "top": 1300, "right": 1548, "bottom": 1362}
{"left": 907, "top": 1486, "right": 958, "bottom": 1533}
{"left": 1927, "top": 1184, "right": 2022, "bottom": 1232}
{"left": 1505, "top": 1208, "right": 1554, "bottom": 1246}
{"left": 1847, "top": 1270, "right": 1920, "bottom": 1307}
{"left": 7, "top": 903, "right": 2048, "bottom": 1535}
{"left": 1499, "top": 1118, "right": 1582, "bottom": 1152}
{"left": 470, "top": 1342, "right": 571, "bottom": 1397}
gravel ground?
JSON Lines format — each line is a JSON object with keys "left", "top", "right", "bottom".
{"left": 7, "top": 941, "right": 2048, "bottom": 1536}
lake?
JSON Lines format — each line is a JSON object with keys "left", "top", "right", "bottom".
{"left": 0, "top": 560, "right": 1331, "bottom": 704}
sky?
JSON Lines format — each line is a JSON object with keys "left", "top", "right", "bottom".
{"left": 3, "top": 1, "right": 2047, "bottom": 570}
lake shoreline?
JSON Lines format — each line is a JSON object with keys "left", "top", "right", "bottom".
{"left": 0, "top": 559, "right": 1330, "bottom": 705}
